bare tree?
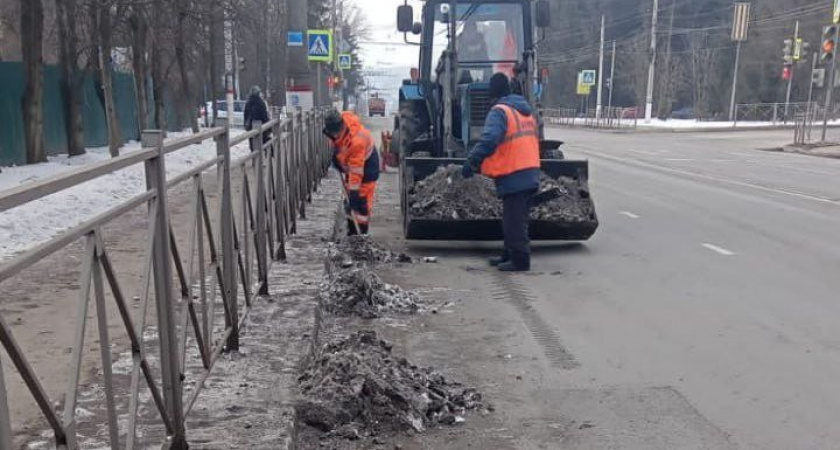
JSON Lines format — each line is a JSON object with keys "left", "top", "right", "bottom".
{"left": 175, "top": 0, "right": 199, "bottom": 132}
{"left": 129, "top": 5, "right": 149, "bottom": 133}
{"left": 90, "top": 0, "right": 124, "bottom": 156}
{"left": 56, "top": 0, "right": 86, "bottom": 156}
{"left": 20, "top": 0, "right": 46, "bottom": 163}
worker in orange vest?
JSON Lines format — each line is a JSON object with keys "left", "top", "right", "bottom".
{"left": 462, "top": 73, "right": 540, "bottom": 272}
{"left": 323, "top": 110, "right": 380, "bottom": 235}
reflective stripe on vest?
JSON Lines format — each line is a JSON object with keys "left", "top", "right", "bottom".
{"left": 480, "top": 104, "right": 540, "bottom": 178}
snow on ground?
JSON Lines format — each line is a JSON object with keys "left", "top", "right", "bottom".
{"left": 0, "top": 129, "right": 248, "bottom": 262}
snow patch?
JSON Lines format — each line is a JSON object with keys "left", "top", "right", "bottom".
{"left": 0, "top": 130, "right": 247, "bottom": 261}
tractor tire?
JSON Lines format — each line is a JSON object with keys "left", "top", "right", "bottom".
{"left": 398, "top": 101, "right": 421, "bottom": 157}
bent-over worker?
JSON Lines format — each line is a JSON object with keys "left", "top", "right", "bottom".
{"left": 323, "top": 110, "right": 380, "bottom": 235}
{"left": 462, "top": 73, "right": 540, "bottom": 272}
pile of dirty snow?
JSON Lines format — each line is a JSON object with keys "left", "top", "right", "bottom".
{"left": 298, "top": 331, "right": 483, "bottom": 439}
{"left": 408, "top": 165, "right": 501, "bottom": 220}
{"left": 320, "top": 267, "right": 419, "bottom": 319}
{"left": 408, "top": 164, "right": 595, "bottom": 222}
{"left": 329, "top": 235, "right": 413, "bottom": 267}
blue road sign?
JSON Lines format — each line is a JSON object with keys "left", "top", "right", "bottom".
{"left": 307, "top": 30, "right": 332, "bottom": 62}
{"left": 288, "top": 31, "right": 303, "bottom": 47}
{"left": 581, "top": 70, "right": 597, "bottom": 86}
{"left": 338, "top": 54, "right": 352, "bottom": 70}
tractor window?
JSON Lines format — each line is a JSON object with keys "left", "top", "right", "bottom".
{"left": 431, "top": 3, "right": 524, "bottom": 82}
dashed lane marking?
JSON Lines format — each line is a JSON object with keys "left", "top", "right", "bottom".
{"left": 663, "top": 158, "right": 695, "bottom": 162}
{"left": 702, "top": 243, "right": 736, "bottom": 256}
{"left": 619, "top": 211, "right": 640, "bottom": 219}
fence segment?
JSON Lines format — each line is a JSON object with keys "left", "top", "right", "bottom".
{"left": 0, "top": 109, "right": 332, "bottom": 448}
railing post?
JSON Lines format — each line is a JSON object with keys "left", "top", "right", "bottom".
{"left": 141, "top": 130, "right": 187, "bottom": 449}
{"left": 250, "top": 122, "right": 269, "bottom": 295}
{"left": 215, "top": 125, "right": 239, "bottom": 351}
{"left": 274, "top": 119, "right": 287, "bottom": 261}
{"left": 0, "top": 359, "right": 12, "bottom": 450}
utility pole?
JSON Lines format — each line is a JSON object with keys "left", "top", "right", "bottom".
{"left": 784, "top": 20, "right": 800, "bottom": 120}
{"left": 807, "top": 52, "right": 818, "bottom": 124}
{"left": 608, "top": 40, "right": 616, "bottom": 110}
{"left": 644, "top": 0, "right": 659, "bottom": 122}
{"left": 596, "top": 15, "right": 605, "bottom": 120}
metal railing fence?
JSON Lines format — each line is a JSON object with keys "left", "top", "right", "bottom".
{"left": 542, "top": 107, "right": 639, "bottom": 130}
{"left": 0, "top": 109, "right": 331, "bottom": 449}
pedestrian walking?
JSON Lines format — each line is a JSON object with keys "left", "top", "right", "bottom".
{"left": 244, "top": 86, "right": 270, "bottom": 150}
{"left": 461, "top": 73, "right": 540, "bottom": 272}
{"left": 323, "top": 110, "right": 380, "bottom": 235}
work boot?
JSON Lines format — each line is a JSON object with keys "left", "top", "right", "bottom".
{"left": 488, "top": 256, "right": 509, "bottom": 267}
{"left": 497, "top": 261, "right": 529, "bottom": 272}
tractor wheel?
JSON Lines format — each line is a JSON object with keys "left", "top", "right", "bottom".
{"left": 398, "top": 101, "right": 421, "bottom": 157}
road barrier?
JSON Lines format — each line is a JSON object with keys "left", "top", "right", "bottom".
{"left": 734, "top": 102, "right": 818, "bottom": 126}
{"left": 542, "top": 107, "right": 638, "bottom": 130}
{"left": 0, "top": 110, "right": 331, "bottom": 448}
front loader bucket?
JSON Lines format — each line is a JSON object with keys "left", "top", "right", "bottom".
{"left": 401, "top": 157, "right": 599, "bottom": 241}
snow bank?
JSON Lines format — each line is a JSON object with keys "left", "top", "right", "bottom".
{"left": 0, "top": 130, "right": 247, "bottom": 261}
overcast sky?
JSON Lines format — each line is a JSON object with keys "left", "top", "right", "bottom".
{"left": 353, "top": 0, "right": 421, "bottom": 70}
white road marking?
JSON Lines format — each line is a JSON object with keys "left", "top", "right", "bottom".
{"left": 702, "top": 243, "right": 736, "bottom": 256}
{"left": 710, "top": 159, "right": 736, "bottom": 163}
{"left": 626, "top": 149, "right": 659, "bottom": 155}
{"left": 663, "top": 158, "right": 695, "bottom": 162}
{"left": 619, "top": 211, "right": 640, "bottom": 219}
{"left": 575, "top": 148, "right": 840, "bottom": 206}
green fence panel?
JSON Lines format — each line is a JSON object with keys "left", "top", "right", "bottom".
{"left": 0, "top": 61, "right": 181, "bottom": 166}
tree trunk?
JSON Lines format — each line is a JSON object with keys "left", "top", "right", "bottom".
{"left": 96, "top": 3, "right": 123, "bottom": 157}
{"left": 209, "top": 0, "right": 222, "bottom": 124}
{"left": 175, "top": 0, "right": 199, "bottom": 133}
{"left": 21, "top": 0, "right": 46, "bottom": 164}
{"left": 56, "top": 0, "right": 85, "bottom": 156}
{"left": 130, "top": 9, "right": 149, "bottom": 133}
{"left": 151, "top": 29, "right": 167, "bottom": 135}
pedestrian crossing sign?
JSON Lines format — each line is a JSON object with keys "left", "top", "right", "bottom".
{"left": 307, "top": 30, "right": 333, "bottom": 62}
{"left": 338, "top": 54, "right": 352, "bottom": 70}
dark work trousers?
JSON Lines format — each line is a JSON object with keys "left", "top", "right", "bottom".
{"left": 502, "top": 190, "right": 534, "bottom": 269}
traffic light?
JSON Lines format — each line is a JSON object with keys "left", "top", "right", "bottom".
{"left": 800, "top": 41, "right": 811, "bottom": 61}
{"left": 822, "top": 25, "right": 838, "bottom": 63}
{"left": 783, "top": 39, "right": 793, "bottom": 64}
{"left": 782, "top": 65, "right": 792, "bottom": 81}
{"left": 237, "top": 56, "right": 246, "bottom": 72}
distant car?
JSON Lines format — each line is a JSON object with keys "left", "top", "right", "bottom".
{"left": 207, "top": 100, "right": 247, "bottom": 127}
{"left": 671, "top": 107, "right": 695, "bottom": 120}
{"left": 620, "top": 107, "right": 641, "bottom": 119}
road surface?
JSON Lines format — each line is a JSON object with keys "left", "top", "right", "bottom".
{"left": 370, "top": 123, "right": 840, "bottom": 450}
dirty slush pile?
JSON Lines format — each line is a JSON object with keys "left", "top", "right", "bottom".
{"left": 329, "top": 235, "right": 413, "bottom": 268}
{"left": 320, "top": 266, "right": 419, "bottom": 318}
{"left": 321, "top": 235, "right": 419, "bottom": 318}
{"left": 409, "top": 164, "right": 594, "bottom": 221}
{"left": 298, "top": 331, "right": 483, "bottom": 439}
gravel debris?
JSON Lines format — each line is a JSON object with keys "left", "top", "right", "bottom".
{"left": 329, "top": 235, "right": 413, "bottom": 267}
{"left": 408, "top": 164, "right": 595, "bottom": 222}
{"left": 297, "top": 331, "right": 483, "bottom": 438}
{"left": 320, "top": 267, "right": 420, "bottom": 319}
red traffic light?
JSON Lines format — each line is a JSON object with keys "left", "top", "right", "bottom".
{"left": 782, "top": 65, "right": 792, "bottom": 81}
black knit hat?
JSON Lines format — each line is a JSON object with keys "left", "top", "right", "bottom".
{"left": 488, "top": 73, "right": 511, "bottom": 100}
{"left": 323, "top": 110, "right": 344, "bottom": 138}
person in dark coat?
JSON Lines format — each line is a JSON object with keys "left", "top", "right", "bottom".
{"left": 244, "top": 86, "right": 270, "bottom": 150}
{"left": 462, "top": 73, "right": 541, "bottom": 272}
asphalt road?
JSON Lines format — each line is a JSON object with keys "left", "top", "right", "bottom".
{"left": 530, "top": 127, "right": 840, "bottom": 450}
{"left": 365, "top": 119, "right": 840, "bottom": 449}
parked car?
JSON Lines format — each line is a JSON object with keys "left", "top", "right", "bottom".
{"left": 671, "top": 107, "right": 695, "bottom": 120}
{"left": 206, "top": 100, "right": 247, "bottom": 127}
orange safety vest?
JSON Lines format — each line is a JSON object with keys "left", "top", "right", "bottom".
{"left": 334, "top": 112, "right": 376, "bottom": 191}
{"left": 481, "top": 104, "right": 540, "bottom": 178}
